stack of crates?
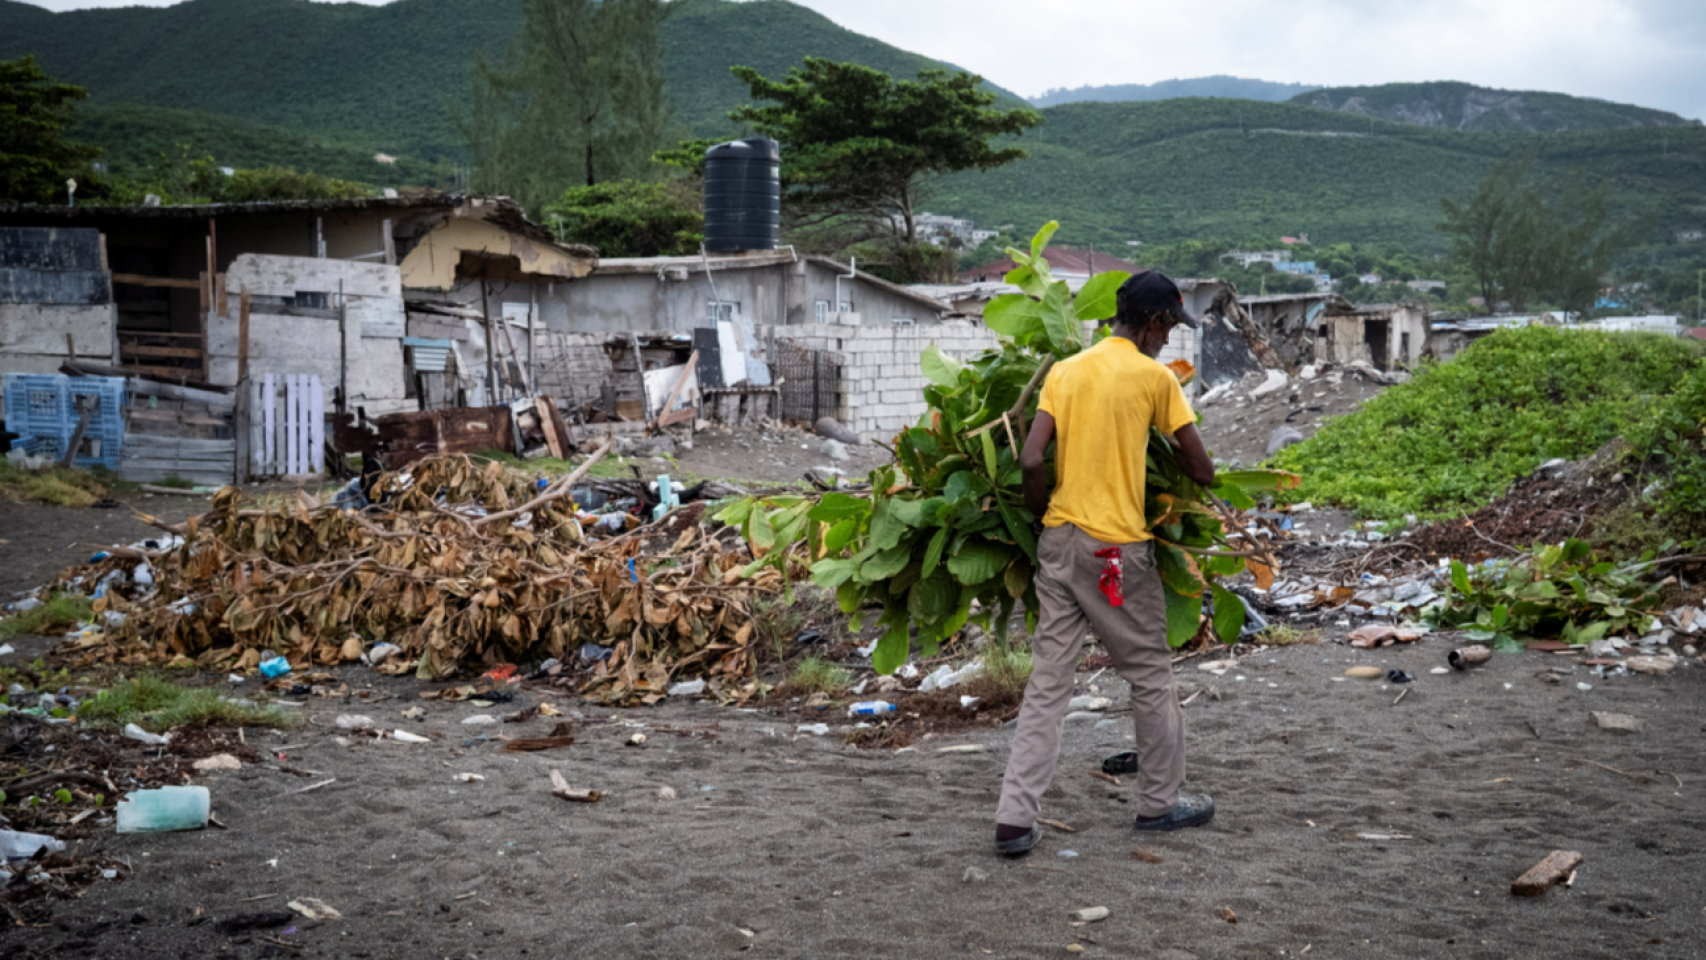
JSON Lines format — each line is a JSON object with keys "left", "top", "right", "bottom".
{"left": 2, "top": 373, "right": 126, "bottom": 470}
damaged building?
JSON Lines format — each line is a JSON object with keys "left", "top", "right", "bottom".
{"left": 1238, "top": 293, "right": 1430, "bottom": 372}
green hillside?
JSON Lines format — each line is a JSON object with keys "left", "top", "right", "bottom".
{"left": 1294, "top": 81, "right": 1695, "bottom": 133}
{"left": 0, "top": 0, "right": 1019, "bottom": 165}
{"left": 1033, "top": 76, "right": 1317, "bottom": 108}
{"left": 933, "top": 98, "right": 1706, "bottom": 252}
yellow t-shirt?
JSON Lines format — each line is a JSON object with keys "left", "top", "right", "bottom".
{"left": 1037, "top": 336, "right": 1196, "bottom": 544}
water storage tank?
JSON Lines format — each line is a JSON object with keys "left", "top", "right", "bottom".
{"left": 702, "top": 137, "right": 780, "bottom": 253}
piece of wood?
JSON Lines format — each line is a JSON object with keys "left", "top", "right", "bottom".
{"left": 237, "top": 289, "right": 251, "bottom": 382}
{"left": 121, "top": 344, "right": 205, "bottom": 359}
{"left": 59, "top": 399, "right": 96, "bottom": 469}
{"left": 658, "top": 405, "right": 699, "bottom": 428}
{"left": 1512, "top": 850, "right": 1583, "bottom": 897}
{"left": 472, "top": 441, "right": 609, "bottom": 528}
{"left": 535, "top": 396, "right": 567, "bottom": 459}
{"left": 381, "top": 218, "right": 395, "bottom": 266}
{"left": 234, "top": 380, "right": 251, "bottom": 485}
{"left": 652, "top": 349, "right": 699, "bottom": 424}
{"left": 66, "top": 331, "right": 76, "bottom": 361}
{"left": 503, "top": 734, "right": 576, "bottom": 752}
{"left": 110, "top": 273, "right": 200, "bottom": 289}
{"left": 548, "top": 769, "right": 602, "bottom": 803}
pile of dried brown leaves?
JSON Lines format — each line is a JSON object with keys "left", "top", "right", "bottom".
{"left": 56, "top": 453, "right": 785, "bottom": 705}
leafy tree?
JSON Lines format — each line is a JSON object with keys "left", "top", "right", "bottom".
{"left": 0, "top": 55, "right": 103, "bottom": 204}
{"left": 728, "top": 58, "right": 1041, "bottom": 245}
{"left": 457, "top": 0, "right": 672, "bottom": 213}
{"left": 542, "top": 179, "right": 702, "bottom": 258}
{"left": 102, "top": 144, "right": 369, "bottom": 205}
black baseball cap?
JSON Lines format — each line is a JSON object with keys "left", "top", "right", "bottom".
{"left": 1116, "top": 270, "right": 1199, "bottom": 329}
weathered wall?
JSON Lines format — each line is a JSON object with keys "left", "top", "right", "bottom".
{"left": 213, "top": 254, "right": 412, "bottom": 415}
{"left": 765, "top": 320, "right": 998, "bottom": 439}
{"left": 399, "top": 218, "right": 595, "bottom": 292}
{"left": 0, "top": 228, "right": 117, "bottom": 399}
{"left": 791, "top": 261, "right": 948, "bottom": 326}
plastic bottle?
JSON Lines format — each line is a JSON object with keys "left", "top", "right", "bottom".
{"left": 115, "top": 786, "right": 210, "bottom": 833}
{"left": 847, "top": 701, "right": 896, "bottom": 717}
{"left": 0, "top": 830, "right": 65, "bottom": 862}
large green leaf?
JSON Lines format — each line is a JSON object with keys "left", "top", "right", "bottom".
{"left": 810, "top": 557, "right": 860, "bottom": 588}
{"left": 1073, "top": 270, "right": 1130, "bottom": 323}
{"left": 1210, "top": 583, "right": 1246, "bottom": 644}
{"left": 872, "top": 620, "right": 910, "bottom": 675}
{"left": 1029, "top": 220, "right": 1060, "bottom": 261}
{"left": 861, "top": 545, "right": 913, "bottom": 581}
{"left": 946, "top": 540, "right": 1014, "bottom": 585}
{"left": 908, "top": 568, "right": 958, "bottom": 623}
{"left": 1154, "top": 541, "right": 1206, "bottom": 597}
{"left": 943, "top": 469, "right": 991, "bottom": 505}
{"left": 866, "top": 499, "right": 906, "bottom": 552}
{"left": 921, "top": 344, "right": 966, "bottom": 389}
{"left": 921, "top": 526, "right": 949, "bottom": 577}
{"left": 808, "top": 493, "right": 870, "bottom": 524}
{"left": 983, "top": 294, "right": 1044, "bottom": 340}
{"left": 1038, "top": 281, "right": 1076, "bottom": 353}
{"left": 1163, "top": 586, "right": 1201, "bottom": 648}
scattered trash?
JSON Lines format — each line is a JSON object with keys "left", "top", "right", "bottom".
{"left": 1430, "top": 667, "right": 1450, "bottom": 675}
{"left": 1070, "top": 906, "right": 1110, "bottom": 922}
{"left": 0, "top": 830, "right": 66, "bottom": 862}
{"left": 0, "top": 645, "right": 12, "bottom": 657}
{"left": 1348, "top": 625, "right": 1427, "bottom": 648}
{"left": 503, "top": 723, "right": 578, "bottom": 752}
{"left": 656, "top": 786, "right": 677, "bottom": 800}
{"left": 1130, "top": 848, "right": 1164, "bottom": 863}
{"left": 1626, "top": 656, "right": 1677, "bottom": 675}
{"left": 626, "top": 733, "right": 647, "bottom": 746}
{"left": 1577, "top": 682, "right": 1594, "bottom": 692}
{"left": 1589, "top": 712, "right": 1644, "bottom": 733}
{"left": 937, "top": 744, "right": 986, "bottom": 754}
{"left": 334, "top": 715, "right": 375, "bottom": 731}
{"left": 1386, "top": 670, "right": 1416, "bottom": 684}
{"left": 1512, "top": 850, "right": 1583, "bottom": 897}
{"left": 1343, "top": 666, "right": 1384, "bottom": 679}
{"left": 1066, "top": 695, "right": 1113, "bottom": 712}
{"left": 286, "top": 897, "right": 344, "bottom": 921}
{"left": 1449, "top": 645, "right": 1493, "bottom": 670}
{"left": 920, "top": 661, "right": 983, "bottom": 691}
{"left": 115, "top": 786, "right": 210, "bottom": 833}
{"left": 962, "top": 866, "right": 989, "bottom": 883}
{"left": 392, "top": 730, "right": 430, "bottom": 743}
{"left": 453, "top": 773, "right": 485, "bottom": 783}
{"left": 847, "top": 701, "right": 896, "bottom": 717}
{"left": 1057, "top": 850, "right": 1079, "bottom": 858}
{"left": 667, "top": 679, "right": 706, "bottom": 697}
{"left": 1220, "top": 906, "right": 1239, "bottom": 924}
{"left": 192, "top": 754, "right": 242, "bottom": 772}
{"left": 1039, "top": 818, "right": 1077, "bottom": 833}
{"left": 548, "top": 769, "right": 602, "bottom": 803}
{"left": 1354, "top": 832, "right": 1413, "bottom": 841}
{"left": 364, "top": 642, "right": 402, "bottom": 667}
{"left": 461, "top": 715, "right": 498, "bottom": 726}
{"left": 796, "top": 723, "right": 830, "bottom": 736}
{"left": 122, "top": 723, "right": 170, "bottom": 745}
{"left": 400, "top": 706, "right": 426, "bottom": 720}
{"left": 258, "top": 656, "right": 292, "bottom": 679}
{"left": 960, "top": 695, "right": 980, "bottom": 709}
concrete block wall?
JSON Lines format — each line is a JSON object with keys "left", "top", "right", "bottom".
{"left": 766, "top": 321, "right": 998, "bottom": 440}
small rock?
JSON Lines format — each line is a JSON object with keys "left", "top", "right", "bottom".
{"left": 193, "top": 754, "right": 241, "bottom": 772}
{"left": 814, "top": 417, "right": 861, "bottom": 445}
{"left": 1430, "top": 666, "right": 1450, "bottom": 675}
{"left": 1626, "top": 656, "right": 1676, "bottom": 675}
{"left": 334, "top": 715, "right": 375, "bottom": 731}
{"left": 627, "top": 732, "right": 647, "bottom": 746}
{"left": 821, "top": 439, "right": 850, "bottom": 462}
{"left": 1250, "top": 369, "right": 1288, "bottom": 399}
{"left": 963, "top": 866, "right": 989, "bottom": 883}
{"left": 1684, "top": 645, "right": 1698, "bottom": 657}
{"left": 1589, "top": 711, "right": 1644, "bottom": 733}
{"left": 1066, "top": 696, "right": 1113, "bottom": 712}
{"left": 1070, "top": 906, "right": 1109, "bottom": 922}
{"left": 460, "top": 715, "right": 499, "bottom": 726}
{"left": 1449, "top": 645, "right": 1493, "bottom": 670}
{"left": 656, "top": 786, "right": 677, "bottom": 800}
{"left": 1067, "top": 945, "right": 1085, "bottom": 955}
{"left": 796, "top": 723, "right": 830, "bottom": 736}
{"left": 1344, "top": 666, "right": 1384, "bottom": 679}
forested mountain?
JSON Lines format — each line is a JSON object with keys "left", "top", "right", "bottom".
{"left": 0, "top": 0, "right": 1020, "bottom": 165}
{"left": 932, "top": 98, "right": 1706, "bottom": 252}
{"left": 1295, "top": 81, "right": 1696, "bottom": 133}
{"left": 1032, "top": 76, "right": 1317, "bottom": 107}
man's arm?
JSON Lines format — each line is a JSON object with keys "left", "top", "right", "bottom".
{"left": 1172, "top": 422, "right": 1216, "bottom": 487}
{"left": 1020, "top": 411, "right": 1055, "bottom": 518}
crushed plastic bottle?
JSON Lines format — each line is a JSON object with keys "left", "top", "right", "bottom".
{"left": 847, "top": 701, "right": 896, "bottom": 717}
{"left": 123, "top": 723, "right": 170, "bottom": 746}
{"left": 667, "top": 679, "right": 706, "bottom": 697}
{"left": 115, "top": 786, "right": 210, "bottom": 834}
{"left": 0, "top": 830, "right": 65, "bottom": 862}
{"left": 258, "top": 656, "right": 292, "bottom": 678}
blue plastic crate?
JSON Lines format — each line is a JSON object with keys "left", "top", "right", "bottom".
{"left": 2, "top": 374, "right": 71, "bottom": 439}
{"left": 1, "top": 375, "right": 126, "bottom": 470}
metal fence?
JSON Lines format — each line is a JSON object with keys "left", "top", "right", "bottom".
{"left": 772, "top": 339, "right": 844, "bottom": 424}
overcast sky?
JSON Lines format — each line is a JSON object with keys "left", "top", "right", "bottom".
{"left": 20, "top": 0, "right": 1706, "bottom": 120}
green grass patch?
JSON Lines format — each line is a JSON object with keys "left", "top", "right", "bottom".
{"left": 784, "top": 656, "right": 851, "bottom": 696}
{"left": 978, "top": 643, "right": 1034, "bottom": 698}
{"left": 78, "top": 675, "right": 295, "bottom": 732}
{"left": 0, "top": 458, "right": 108, "bottom": 508}
{"left": 1271, "top": 327, "right": 1705, "bottom": 519}
{"left": 0, "top": 594, "right": 95, "bottom": 642}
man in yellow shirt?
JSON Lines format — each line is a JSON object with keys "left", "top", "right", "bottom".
{"left": 995, "top": 271, "right": 1218, "bottom": 856}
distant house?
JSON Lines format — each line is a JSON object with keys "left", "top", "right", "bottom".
{"left": 1273, "top": 261, "right": 1317, "bottom": 275}
{"left": 1676, "top": 229, "right": 1703, "bottom": 242}
{"left": 1357, "top": 273, "right": 1383, "bottom": 285}
{"left": 1220, "top": 249, "right": 1291, "bottom": 268}
{"left": 958, "top": 247, "right": 1141, "bottom": 282}
{"left": 1684, "top": 327, "right": 1706, "bottom": 342}
{"left": 1407, "top": 279, "right": 1445, "bottom": 292}
{"left": 1427, "top": 314, "right": 1558, "bottom": 361}
{"left": 1280, "top": 235, "right": 1308, "bottom": 245}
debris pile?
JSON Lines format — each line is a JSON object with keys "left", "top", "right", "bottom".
{"left": 55, "top": 452, "right": 783, "bottom": 704}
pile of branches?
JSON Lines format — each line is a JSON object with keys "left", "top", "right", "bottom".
{"left": 57, "top": 450, "right": 781, "bottom": 705}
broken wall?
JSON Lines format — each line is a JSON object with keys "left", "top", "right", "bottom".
{"left": 0, "top": 228, "right": 117, "bottom": 404}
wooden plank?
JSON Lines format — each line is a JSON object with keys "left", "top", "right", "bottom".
{"left": 110, "top": 273, "right": 200, "bottom": 289}
{"left": 535, "top": 396, "right": 566, "bottom": 459}
{"left": 654, "top": 350, "right": 699, "bottom": 423}
{"left": 309, "top": 374, "right": 324, "bottom": 473}
{"left": 382, "top": 219, "right": 395, "bottom": 267}
{"left": 118, "top": 331, "right": 203, "bottom": 340}
{"left": 263, "top": 373, "right": 276, "bottom": 477}
{"left": 237, "top": 289, "right": 251, "bottom": 382}
{"left": 234, "top": 380, "right": 250, "bottom": 485}
{"left": 121, "top": 344, "right": 205, "bottom": 359}
{"left": 658, "top": 405, "right": 699, "bottom": 427}
{"left": 1513, "top": 851, "right": 1584, "bottom": 897}
{"left": 119, "top": 363, "right": 207, "bottom": 380}
{"left": 122, "top": 377, "right": 234, "bottom": 411}
{"left": 285, "top": 374, "right": 300, "bottom": 476}
{"left": 124, "top": 435, "right": 238, "bottom": 454}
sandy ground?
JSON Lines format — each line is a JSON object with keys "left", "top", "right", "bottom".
{"left": 1195, "top": 368, "right": 1387, "bottom": 470}
{"left": 622, "top": 422, "right": 893, "bottom": 489}
{"left": 3, "top": 619, "right": 1704, "bottom": 958}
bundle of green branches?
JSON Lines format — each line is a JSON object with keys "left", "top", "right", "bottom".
{"left": 723, "top": 223, "right": 1296, "bottom": 673}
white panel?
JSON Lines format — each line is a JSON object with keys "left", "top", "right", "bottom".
{"left": 309, "top": 375, "right": 324, "bottom": 474}
{"left": 263, "top": 373, "right": 276, "bottom": 476}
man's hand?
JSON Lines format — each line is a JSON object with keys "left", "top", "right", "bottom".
{"left": 1173, "top": 423, "right": 1216, "bottom": 487}
{"left": 1020, "top": 411, "right": 1056, "bottom": 518}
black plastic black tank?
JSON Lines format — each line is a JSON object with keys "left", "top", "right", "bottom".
{"left": 702, "top": 137, "right": 780, "bottom": 252}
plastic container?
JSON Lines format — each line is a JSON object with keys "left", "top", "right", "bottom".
{"left": 115, "top": 786, "right": 210, "bottom": 833}
{"left": 258, "top": 656, "right": 292, "bottom": 678}
{"left": 0, "top": 830, "right": 66, "bottom": 862}
{"left": 847, "top": 700, "right": 896, "bottom": 717}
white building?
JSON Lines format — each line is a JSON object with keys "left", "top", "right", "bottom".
{"left": 1220, "top": 249, "right": 1292, "bottom": 268}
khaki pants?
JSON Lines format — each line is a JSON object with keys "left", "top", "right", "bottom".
{"left": 996, "top": 523, "right": 1186, "bottom": 824}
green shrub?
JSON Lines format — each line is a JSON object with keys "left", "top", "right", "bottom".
{"left": 0, "top": 594, "right": 94, "bottom": 641}
{"left": 1626, "top": 361, "right": 1706, "bottom": 541}
{"left": 78, "top": 675, "right": 294, "bottom": 731}
{"left": 1272, "top": 327, "right": 1704, "bottom": 519}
